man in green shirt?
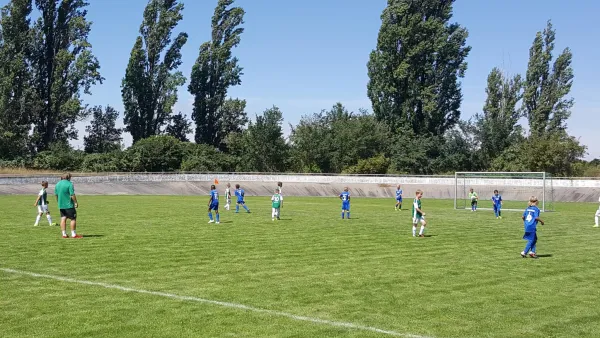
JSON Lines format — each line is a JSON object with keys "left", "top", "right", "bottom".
{"left": 469, "top": 188, "right": 479, "bottom": 212}
{"left": 55, "top": 173, "right": 82, "bottom": 238}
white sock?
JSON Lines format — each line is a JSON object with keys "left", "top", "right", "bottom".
{"left": 47, "top": 215, "right": 52, "bottom": 225}
{"left": 419, "top": 225, "right": 425, "bottom": 235}
{"left": 412, "top": 226, "right": 416, "bottom": 236}
{"left": 596, "top": 215, "right": 599, "bottom": 226}
{"left": 71, "top": 230, "right": 76, "bottom": 237}
{"left": 35, "top": 215, "right": 41, "bottom": 225}
{"left": 62, "top": 230, "right": 67, "bottom": 237}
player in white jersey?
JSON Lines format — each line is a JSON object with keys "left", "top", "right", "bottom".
{"left": 224, "top": 183, "right": 232, "bottom": 210}
{"left": 595, "top": 196, "right": 600, "bottom": 228}
{"left": 33, "top": 181, "right": 53, "bottom": 226}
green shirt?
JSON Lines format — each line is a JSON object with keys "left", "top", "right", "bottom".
{"left": 412, "top": 198, "right": 422, "bottom": 218}
{"left": 469, "top": 192, "right": 478, "bottom": 201}
{"left": 271, "top": 193, "right": 282, "bottom": 208}
{"left": 55, "top": 179, "right": 75, "bottom": 209}
{"left": 37, "top": 188, "right": 48, "bottom": 206}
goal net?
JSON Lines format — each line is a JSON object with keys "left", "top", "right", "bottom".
{"left": 454, "top": 172, "right": 554, "bottom": 212}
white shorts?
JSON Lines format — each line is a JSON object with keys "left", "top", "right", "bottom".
{"left": 37, "top": 205, "right": 49, "bottom": 213}
{"left": 596, "top": 209, "right": 600, "bottom": 217}
{"left": 412, "top": 215, "right": 425, "bottom": 224}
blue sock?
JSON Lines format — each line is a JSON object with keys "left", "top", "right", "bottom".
{"left": 216, "top": 213, "right": 220, "bottom": 222}
{"left": 347, "top": 212, "right": 350, "bottom": 219}
{"left": 244, "top": 205, "right": 249, "bottom": 212}
{"left": 236, "top": 204, "right": 239, "bottom": 212}
{"left": 208, "top": 212, "right": 213, "bottom": 221}
{"left": 341, "top": 212, "right": 345, "bottom": 219}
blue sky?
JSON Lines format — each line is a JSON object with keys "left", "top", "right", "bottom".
{"left": 4, "top": 0, "right": 599, "bottom": 158}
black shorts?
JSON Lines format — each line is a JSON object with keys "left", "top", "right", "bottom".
{"left": 60, "top": 208, "right": 77, "bottom": 219}
{"left": 471, "top": 200, "right": 478, "bottom": 207}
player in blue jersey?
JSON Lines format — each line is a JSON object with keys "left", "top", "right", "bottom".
{"left": 521, "top": 196, "right": 545, "bottom": 259}
{"left": 208, "top": 184, "right": 220, "bottom": 224}
{"left": 339, "top": 187, "right": 350, "bottom": 219}
{"left": 491, "top": 190, "right": 503, "bottom": 219}
{"left": 234, "top": 184, "right": 251, "bottom": 213}
{"left": 395, "top": 184, "right": 403, "bottom": 211}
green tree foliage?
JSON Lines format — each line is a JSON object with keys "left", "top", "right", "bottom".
{"left": 33, "top": 143, "right": 84, "bottom": 171}
{"left": 30, "top": 0, "right": 103, "bottom": 151}
{"left": 122, "top": 0, "right": 188, "bottom": 143}
{"left": 180, "top": 143, "right": 235, "bottom": 172}
{"left": 165, "top": 112, "right": 192, "bottom": 142}
{"left": 342, "top": 154, "right": 390, "bottom": 175}
{"left": 81, "top": 151, "right": 125, "bottom": 172}
{"left": 290, "top": 103, "right": 390, "bottom": 173}
{"left": 189, "top": 0, "right": 244, "bottom": 147}
{"left": 523, "top": 21, "right": 573, "bottom": 137}
{"left": 214, "top": 98, "right": 248, "bottom": 150}
{"left": 124, "top": 135, "right": 183, "bottom": 172}
{"left": 472, "top": 68, "right": 523, "bottom": 164}
{"left": 228, "top": 106, "right": 288, "bottom": 172}
{"left": 367, "top": 0, "right": 471, "bottom": 135}
{"left": 0, "top": 0, "right": 36, "bottom": 159}
{"left": 83, "top": 105, "right": 122, "bottom": 154}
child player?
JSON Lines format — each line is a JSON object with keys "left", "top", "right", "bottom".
{"left": 492, "top": 190, "right": 503, "bottom": 219}
{"left": 469, "top": 188, "right": 479, "bottom": 212}
{"left": 224, "top": 183, "right": 232, "bottom": 211}
{"left": 235, "top": 184, "right": 251, "bottom": 213}
{"left": 33, "top": 181, "right": 53, "bottom": 226}
{"left": 339, "top": 187, "right": 350, "bottom": 219}
{"left": 271, "top": 188, "right": 283, "bottom": 221}
{"left": 412, "top": 189, "right": 427, "bottom": 237}
{"left": 208, "top": 184, "right": 220, "bottom": 224}
{"left": 395, "top": 184, "right": 403, "bottom": 211}
{"left": 277, "top": 181, "right": 283, "bottom": 195}
{"left": 521, "top": 196, "right": 545, "bottom": 259}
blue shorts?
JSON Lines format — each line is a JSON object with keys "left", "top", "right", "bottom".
{"left": 342, "top": 202, "right": 350, "bottom": 211}
{"left": 493, "top": 204, "right": 501, "bottom": 211}
{"left": 523, "top": 231, "right": 537, "bottom": 241}
{"left": 396, "top": 197, "right": 402, "bottom": 202}
{"left": 237, "top": 200, "right": 245, "bottom": 205}
{"left": 209, "top": 202, "right": 219, "bottom": 211}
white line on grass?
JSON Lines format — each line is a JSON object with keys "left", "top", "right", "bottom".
{"left": 1, "top": 267, "right": 432, "bottom": 338}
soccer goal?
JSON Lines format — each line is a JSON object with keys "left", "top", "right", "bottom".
{"left": 454, "top": 172, "right": 554, "bottom": 212}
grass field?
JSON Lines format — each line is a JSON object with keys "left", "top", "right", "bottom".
{"left": 1, "top": 195, "right": 600, "bottom": 338}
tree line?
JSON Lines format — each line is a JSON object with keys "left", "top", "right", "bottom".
{"left": 0, "top": 0, "right": 596, "bottom": 176}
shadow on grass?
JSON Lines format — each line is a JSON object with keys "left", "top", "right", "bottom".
{"left": 421, "top": 234, "right": 437, "bottom": 238}
{"left": 536, "top": 254, "right": 553, "bottom": 258}
{"left": 82, "top": 234, "right": 104, "bottom": 238}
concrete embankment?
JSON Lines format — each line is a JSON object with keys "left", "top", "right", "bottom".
{"left": 1, "top": 173, "right": 598, "bottom": 203}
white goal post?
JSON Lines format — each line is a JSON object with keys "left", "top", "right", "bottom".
{"left": 454, "top": 172, "right": 554, "bottom": 212}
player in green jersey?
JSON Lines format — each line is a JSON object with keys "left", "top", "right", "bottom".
{"left": 412, "top": 189, "right": 427, "bottom": 237}
{"left": 271, "top": 188, "right": 283, "bottom": 221}
{"left": 33, "top": 181, "right": 54, "bottom": 226}
{"left": 55, "top": 173, "right": 81, "bottom": 238}
{"left": 469, "top": 188, "right": 479, "bottom": 212}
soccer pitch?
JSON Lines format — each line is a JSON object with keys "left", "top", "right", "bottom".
{"left": 1, "top": 195, "right": 600, "bottom": 338}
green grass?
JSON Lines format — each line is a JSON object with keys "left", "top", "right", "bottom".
{"left": 1, "top": 195, "right": 600, "bottom": 338}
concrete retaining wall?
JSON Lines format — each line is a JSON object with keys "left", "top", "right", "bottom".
{"left": 1, "top": 173, "right": 599, "bottom": 202}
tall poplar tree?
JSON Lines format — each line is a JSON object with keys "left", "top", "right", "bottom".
{"left": 122, "top": 0, "right": 188, "bottom": 143}
{"left": 367, "top": 0, "right": 471, "bottom": 136}
{"left": 189, "top": 0, "right": 245, "bottom": 147}
{"left": 0, "top": 0, "right": 35, "bottom": 159}
{"left": 523, "top": 21, "right": 574, "bottom": 137}
{"left": 30, "top": 0, "right": 103, "bottom": 151}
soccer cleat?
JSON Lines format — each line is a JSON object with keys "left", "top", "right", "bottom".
{"left": 72, "top": 234, "right": 83, "bottom": 239}
{"left": 215, "top": 222, "right": 220, "bottom": 224}
{"left": 62, "top": 235, "right": 69, "bottom": 239}
{"left": 594, "top": 225, "right": 599, "bottom": 228}
{"left": 208, "top": 220, "right": 215, "bottom": 223}
{"left": 529, "top": 253, "right": 538, "bottom": 259}
{"left": 520, "top": 251, "right": 526, "bottom": 258}
{"left": 419, "top": 234, "right": 425, "bottom": 237}
{"left": 34, "top": 224, "right": 39, "bottom": 227}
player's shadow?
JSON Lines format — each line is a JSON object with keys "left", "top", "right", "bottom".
{"left": 276, "top": 218, "right": 292, "bottom": 221}
{"left": 218, "top": 220, "right": 233, "bottom": 224}
{"left": 421, "top": 234, "right": 437, "bottom": 238}
{"left": 536, "top": 254, "right": 553, "bottom": 258}
{"left": 82, "top": 234, "right": 104, "bottom": 238}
